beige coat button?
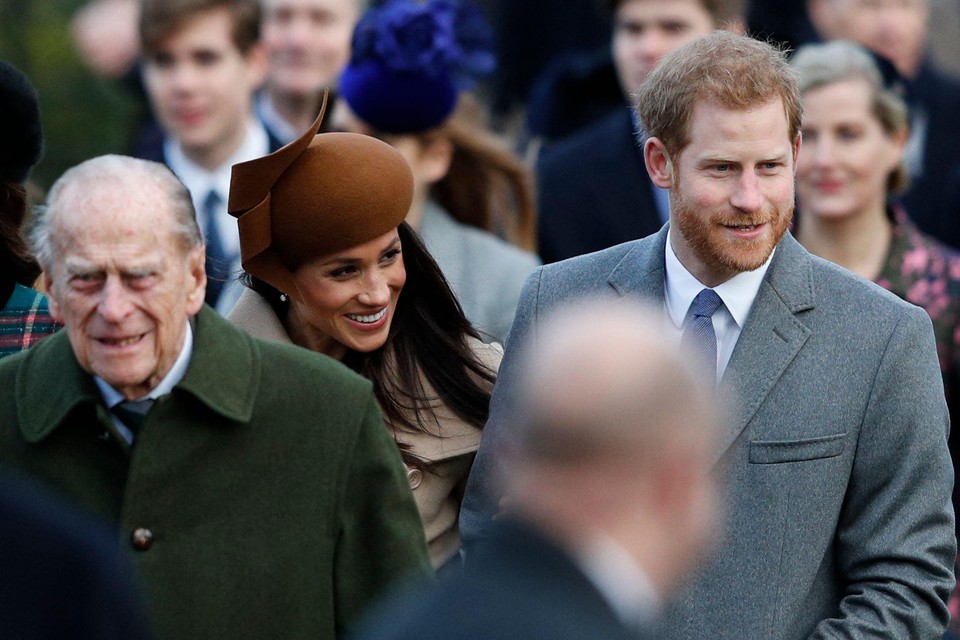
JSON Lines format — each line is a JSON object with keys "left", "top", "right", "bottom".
{"left": 131, "top": 527, "right": 154, "bottom": 550}
{"left": 406, "top": 467, "right": 423, "bottom": 489}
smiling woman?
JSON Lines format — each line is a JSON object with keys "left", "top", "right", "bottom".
{"left": 792, "top": 42, "right": 960, "bottom": 584}
{"left": 226, "top": 97, "right": 500, "bottom": 570}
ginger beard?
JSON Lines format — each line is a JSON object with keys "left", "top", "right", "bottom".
{"left": 669, "top": 171, "right": 794, "bottom": 279}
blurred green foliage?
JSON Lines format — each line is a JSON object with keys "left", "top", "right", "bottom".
{"left": 0, "top": 0, "right": 142, "bottom": 191}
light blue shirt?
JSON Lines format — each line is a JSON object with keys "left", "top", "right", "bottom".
{"left": 95, "top": 321, "right": 194, "bottom": 444}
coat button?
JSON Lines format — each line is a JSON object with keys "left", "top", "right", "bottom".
{"left": 131, "top": 527, "right": 154, "bottom": 551}
{"left": 406, "top": 467, "right": 423, "bottom": 490}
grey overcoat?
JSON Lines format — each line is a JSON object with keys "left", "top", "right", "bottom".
{"left": 461, "top": 226, "right": 956, "bottom": 638}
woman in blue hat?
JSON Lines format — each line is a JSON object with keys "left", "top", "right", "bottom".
{"left": 334, "top": 0, "right": 540, "bottom": 343}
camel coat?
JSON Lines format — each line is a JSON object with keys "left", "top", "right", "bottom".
{"left": 228, "top": 288, "right": 501, "bottom": 567}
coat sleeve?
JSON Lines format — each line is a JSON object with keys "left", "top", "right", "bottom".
{"left": 459, "top": 267, "right": 544, "bottom": 552}
{"left": 334, "top": 394, "right": 431, "bottom": 633}
{"left": 810, "top": 306, "right": 956, "bottom": 638}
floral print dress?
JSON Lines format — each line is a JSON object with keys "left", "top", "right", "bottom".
{"left": 873, "top": 207, "right": 960, "bottom": 634}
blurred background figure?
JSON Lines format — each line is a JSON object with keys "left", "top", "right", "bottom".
{"left": 257, "top": 0, "right": 364, "bottom": 143}
{"left": 352, "top": 300, "right": 721, "bottom": 640}
{"left": 333, "top": 0, "right": 539, "bottom": 342}
{"left": 805, "top": 0, "right": 960, "bottom": 251}
{"left": 227, "top": 104, "right": 500, "bottom": 571}
{"left": 133, "top": 0, "right": 282, "bottom": 314}
{"left": 0, "top": 60, "right": 60, "bottom": 358}
{"left": 535, "top": 0, "right": 744, "bottom": 265}
{"left": 0, "top": 471, "right": 153, "bottom": 640}
{"left": 790, "top": 40, "right": 960, "bottom": 638}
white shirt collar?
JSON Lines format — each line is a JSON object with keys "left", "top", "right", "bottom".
{"left": 574, "top": 534, "right": 660, "bottom": 628}
{"left": 164, "top": 116, "right": 270, "bottom": 217}
{"left": 95, "top": 320, "right": 194, "bottom": 407}
{"left": 663, "top": 228, "right": 773, "bottom": 331}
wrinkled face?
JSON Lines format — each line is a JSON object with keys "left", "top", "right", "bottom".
{"left": 662, "top": 98, "right": 798, "bottom": 286}
{"left": 262, "top": 0, "right": 359, "bottom": 98}
{"left": 142, "top": 7, "right": 266, "bottom": 169}
{"left": 810, "top": 0, "right": 928, "bottom": 78}
{"left": 612, "top": 0, "right": 715, "bottom": 96}
{"left": 45, "top": 182, "right": 205, "bottom": 400}
{"left": 796, "top": 79, "right": 904, "bottom": 222}
{"left": 289, "top": 229, "right": 406, "bottom": 356}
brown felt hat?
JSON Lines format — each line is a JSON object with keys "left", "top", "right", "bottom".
{"left": 228, "top": 92, "right": 414, "bottom": 300}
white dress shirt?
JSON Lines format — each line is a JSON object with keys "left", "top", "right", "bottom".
{"left": 575, "top": 534, "right": 660, "bottom": 629}
{"left": 663, "top": 229, "right": 773, "bottom": 381}
{"left": 165, "top": 118, "right": 270, "bottom": 313}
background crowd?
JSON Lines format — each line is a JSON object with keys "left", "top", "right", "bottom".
{"left": 4, "top": 0, "right": 960, "bottom": 638}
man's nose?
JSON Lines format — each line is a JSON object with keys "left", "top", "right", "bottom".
{"left": 730, "top": 171, "right": 763, "bottom": 213}
{"left": 98, "top": 278, "right": 134, "bottom": 322}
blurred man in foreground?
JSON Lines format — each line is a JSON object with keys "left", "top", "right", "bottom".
{"left": 354, "top": 301, "right": 720, "bottom": 639}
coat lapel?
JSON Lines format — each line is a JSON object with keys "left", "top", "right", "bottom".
{"left": 607, "top": 225, "right": 669, "bottom": 303}
{"left": 714, "top": 233, "right": 814, "bottom": 465}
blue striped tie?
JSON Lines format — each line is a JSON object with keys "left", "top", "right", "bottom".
{"left": 203, "top": 189, "right": 228, "bottom": 307}
{"left": 681, "top": 289, "right": 724, "bottom": 385}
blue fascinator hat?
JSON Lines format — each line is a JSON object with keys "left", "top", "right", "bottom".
{"left": 339, "top": 0, "right": 495, "bottom": 134}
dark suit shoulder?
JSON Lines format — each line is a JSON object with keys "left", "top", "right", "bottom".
{"left": 538, "top": 109, "right": 634, "bottom": 170}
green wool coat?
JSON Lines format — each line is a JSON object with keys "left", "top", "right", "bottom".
{"left": 0, "top": 306, "right": 430, "bottom": 639}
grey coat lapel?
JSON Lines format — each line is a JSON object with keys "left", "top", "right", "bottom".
{"left": 715, "top": 233, "right": 814, "bottom": 465}
{"left": 608, "top": 225, "right": 669, "bottom": 303}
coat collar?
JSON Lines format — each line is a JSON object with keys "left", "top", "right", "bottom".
{"left": 607, "top": 227, "right": 816, "bottom": 465}
{"left": 17, "top": 305, "right": 260, "bottom": 443}
{"left": 607, "top": 224, "right": 669, "bottom": 303}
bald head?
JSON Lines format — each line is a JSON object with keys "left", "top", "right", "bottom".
{"left": 505, "top": 299, "right": 722, "bottom": 597}
{"left": 513, "top": 299, "right": 718, "bottom": 468}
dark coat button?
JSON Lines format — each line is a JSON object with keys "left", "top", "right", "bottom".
{"left": 131, "top": 528, "right": 154, "bottom": 550}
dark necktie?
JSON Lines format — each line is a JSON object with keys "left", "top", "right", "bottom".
{"left": 681, "top": 288, "right": 725, "bottom": 385}
{"left": 203, "top": 189, "right": 228, "bottom": 307}
{"left": 112, "top": 399, "right": 155, "bottom": 437}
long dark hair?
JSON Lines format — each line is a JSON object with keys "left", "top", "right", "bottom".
{"left": 247, "top": 222, "right": 495, "bottom": 467}
{"left": 1, "top": 181, "right": 41, "bottom": 292}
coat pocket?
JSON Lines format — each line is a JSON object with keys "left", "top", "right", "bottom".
{"left": 748, "top": 432, "right": 846, "bottom": 464}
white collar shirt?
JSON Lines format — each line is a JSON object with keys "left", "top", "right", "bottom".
{"left": 164, "top": 117, "right": 270, "bottom": 261}
{"left": 663, "top": 229, "right": 773, "bottom": 382}
{"left": 574, "top": 534, "right": 661, "bottom": 630}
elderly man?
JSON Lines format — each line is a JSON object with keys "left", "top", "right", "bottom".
{"left": 355, "top": 301, "right": 720, "bottom": 639}
{"left": 0, "top": 155, "right": 428, "bottom": 640}
{"left": 462, "top": 31, "right": 956, "bottom": 638}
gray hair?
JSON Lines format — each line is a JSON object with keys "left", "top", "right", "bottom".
{"left": 29, "top": 155, "right": 202, "bottom": 272}
{"left": 791, "top": 40, "right": 910, "bottom": 192}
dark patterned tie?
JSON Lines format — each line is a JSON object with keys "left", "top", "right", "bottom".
{"left": 681, "top": 289, "right": 724, "bottom": 385}
{"left": 203, "top": 189, "right": 228, "bottom": 307}
{"left": 112, "top": 399, "right": 155, "bottom": 437}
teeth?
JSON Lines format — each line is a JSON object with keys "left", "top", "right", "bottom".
{"left": 347, "top": 308, "right": 386, "bottom": 324}
{"left": 105, "top": 336, "right": 140, "bottom": 346}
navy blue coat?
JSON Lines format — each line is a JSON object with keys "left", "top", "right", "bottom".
{"left": 536, "top": 108, "right": 663, "bottom": 264}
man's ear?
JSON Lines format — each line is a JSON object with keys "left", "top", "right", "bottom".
{"left": 185, "top": 245, "right": 207, "bottom": 315}
{"left": 645, "top": 137, "right": 675, "bottom": 189}
{"left": 43, "top": 271, "right": 63, "bottom": 322}
{"left": 792, "top": 133, "right": 802, "bottom": 173}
